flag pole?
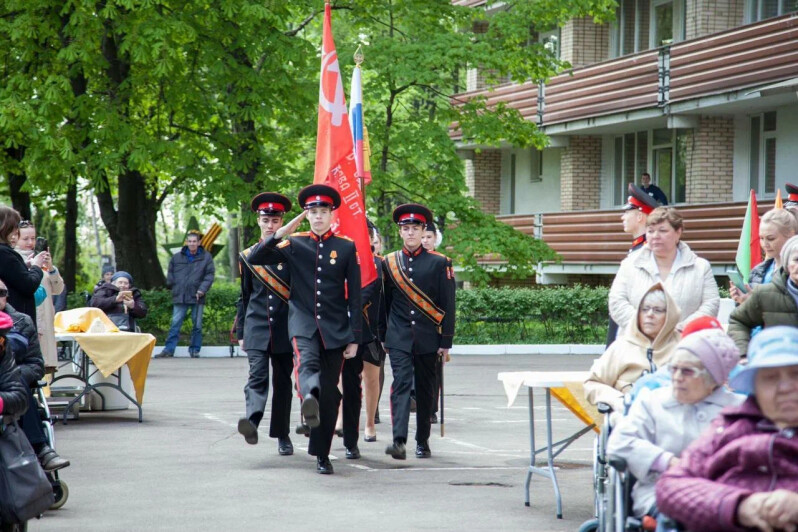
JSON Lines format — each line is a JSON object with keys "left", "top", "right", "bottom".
{"left": 354, "top": 44, "right": 366, "bottom": 198}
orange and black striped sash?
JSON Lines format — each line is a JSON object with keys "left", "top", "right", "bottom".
{"left": 240, "top": 247, "right": 290, "bottom": 303}
{"left": 385, "top": 251, "right": 444, "bottom": 326}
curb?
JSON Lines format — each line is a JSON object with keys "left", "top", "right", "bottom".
{"left": 152, "top": 344, "right": 604, "bottom": 358}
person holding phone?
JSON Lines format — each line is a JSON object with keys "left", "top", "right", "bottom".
{"left": 0, "top": 206, "right": 47, "bottom": 328}
{"left": 90, "top": 271, "right": 148, "bottom": 332}
{"left": 14, "top": 220, "right": 65, "bottom": 372}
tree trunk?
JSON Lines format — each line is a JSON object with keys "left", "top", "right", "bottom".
{"left": 63, "top": 181, "right": 78, "bottom": 292}
{"left": 6, "top": 147, "right": 31, "bottom": 220}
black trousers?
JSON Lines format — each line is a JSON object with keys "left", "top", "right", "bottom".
{"left": 341, "top": 346, "right": 365, "bottom": 449}
{"left": 243, "top": 348, "right": 293, "bottom": 439}
{"left": 388, "top": 349, "right": 436, "bottom": 445}
{"left": 432, "top": 357, "right": 442, "bottom": 414}
{"left": 19, "top": 385, "right": 46, "bottom": 448}
{"left": 293, "top": 333, "right": 344, "bottom": 457}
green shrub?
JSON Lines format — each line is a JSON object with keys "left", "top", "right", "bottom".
{"left": 68, "top": 284, "right": 610, "bottom": 345}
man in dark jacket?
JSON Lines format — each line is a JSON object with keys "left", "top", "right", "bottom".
{"left": 0, "top": 278, "right": 69, "bottom": 471}
{"left": 248, "top": 184, "right": 362, "bottom": 475}
{"left": 156, "top": 231, "right": 216, "bottom": 358}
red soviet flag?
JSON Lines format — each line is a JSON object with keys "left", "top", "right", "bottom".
{"left": 314, "top": 3, "right": 376, "bottom": 287}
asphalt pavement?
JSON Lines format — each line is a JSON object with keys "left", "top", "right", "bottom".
{"left": 30, "top": 353, "right": 598, "bottom": 532}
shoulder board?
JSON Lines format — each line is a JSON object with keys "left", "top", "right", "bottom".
{"left": 337, "top": 235, "right": 354, "bottom": 242}
{"left": 291, "top": 231, "right": 311, "bottom": 237}
{"left": 428, "top": 250, "right": 450, "bottom": 260}
{"left": 277, "top": 240, "right": 291, "bottom": 249}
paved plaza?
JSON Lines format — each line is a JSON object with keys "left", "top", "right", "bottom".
{"left": 31, "top": 354, "right": 598, "bottom": 532}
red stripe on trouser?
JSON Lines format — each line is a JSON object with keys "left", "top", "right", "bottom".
{"left": 291, "top": 337, "right": 303, "bottom": 401}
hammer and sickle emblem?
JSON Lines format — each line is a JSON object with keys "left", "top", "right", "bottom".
{"left": 319, "top": 50, "right": 348, "bottom": 127}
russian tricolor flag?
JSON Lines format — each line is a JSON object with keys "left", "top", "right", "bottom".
{"left": 349, "top": 64, "right": 372, "bottom": 185}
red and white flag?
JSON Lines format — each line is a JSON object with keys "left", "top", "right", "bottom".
{"left": 314, "top": 3, "right": 376, "bottom": 287}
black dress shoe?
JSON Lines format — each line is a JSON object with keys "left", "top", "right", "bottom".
{"left": 301, "top": 396, "right": 320, "bottom": 428}
{"left": 345, "top": 446, "right": 361, "bottom": 459}
{"left": 364, "top": 433, "right": 377, "bottom": 443}
{"left": 385, "top": 441, "right": 406, "bottom": 460}
{"left": 317, "top": 456, "right": 334, "bottom": 474}
{"left": 430, "top": 413, "right": 438, "bottom": 424}
{"left": 295, "top": 423, "right": 310, "bottom": 436}
{"left": 237, "top": 418, "right": 258, "bottom": 445}
{"left": 415, "top": 442, "right": 431, "bottom": 458}
{"left": 277, "top": 437, "right": 294, "bottom": 456}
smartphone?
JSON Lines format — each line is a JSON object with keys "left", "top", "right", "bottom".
{"left": 727, "top": 270, "right": 748, "bottom": 294}
{"left": 120, "top": 291, "right": 133, "bottom": 299}
{"left": 34, "top": 237, "right": 48, "bottom": 254}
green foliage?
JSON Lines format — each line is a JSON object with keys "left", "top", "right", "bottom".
{"left": 67, "top": 284, "right": 608, "bottom": 344}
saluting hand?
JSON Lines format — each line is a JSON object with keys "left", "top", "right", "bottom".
{"left": 275, "top": 211, "right": 307, "bottom": 240}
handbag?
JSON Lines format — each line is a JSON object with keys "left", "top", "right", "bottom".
{"left": 0, "top": 418, "right": 54, "bottom": 524}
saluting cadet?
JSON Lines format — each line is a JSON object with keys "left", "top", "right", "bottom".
{"left": 606, "top": 183, "right": 660, "bottom": 346}
{"left": 236, "top": 192, "right": 294, "bottom": 456}
{"left": 248, "top": 184, "right": 361, "bottom": 475}
{"left": 383, "top": 204, "right": 455, "bottom": 460}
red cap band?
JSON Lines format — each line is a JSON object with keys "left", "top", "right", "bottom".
{"left": 306, "top": 195, "right": 334, "bottom": 206}
{"left": 628, "top": 196, "right": 654, "bottom": 215}
{"left": 789, "top": 193, "right": 798, "bottom": 202}
{"left": 399, "top": 213, "right": 427, "bottom": 224}
{"left": 257, "top": 202, "right": 285, "bottom": 212}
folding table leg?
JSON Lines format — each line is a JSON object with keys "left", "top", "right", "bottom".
{"left": 546, "top": 389, "right": 563, "bottom": 519}
{"left": 524, "top": 388, "right": 535, "bottom": 507}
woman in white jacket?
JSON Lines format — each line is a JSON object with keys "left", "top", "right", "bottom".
{"left": 606, "top": 329, "right": 744, "bottom": 519}
{"left": 609, "top": 207, "right": 719, "bottom": 333}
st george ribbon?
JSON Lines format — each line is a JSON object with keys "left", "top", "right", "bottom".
{"left": 314, "top": 2, "right": 376, "bottom": 287}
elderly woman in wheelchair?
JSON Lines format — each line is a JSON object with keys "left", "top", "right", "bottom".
{"left": 655, "top": 326, "right": 798, "bottom": 532}
{"left": 90, "top": 271, "right": 147, "bottom": 332}
{"left": 606, "top": 329, "right": 744, "bottom": 528}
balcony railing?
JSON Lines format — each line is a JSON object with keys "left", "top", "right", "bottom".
{"left": 451, "top": 14, "right": 798, "bottom": 140}
{"left": 497, "top": 201, "right": 771, "bottom": 267}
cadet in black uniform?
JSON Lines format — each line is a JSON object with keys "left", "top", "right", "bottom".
{"left": 383, "top": 204, "right": 455, "bottom": 460}
{"left": 236, "top": 192, "right": 294, "bottom": 456}
{"left": 248, "top": 184, "right": 361, "bottom": 475}
{"left": 786, "top": 182, "right": 798, "bottom": 210}
{"left": 606, "top": 183, "right": 660, "bottom": 346}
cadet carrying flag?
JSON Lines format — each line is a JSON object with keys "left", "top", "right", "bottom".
{"left": 349, "top": 59, "right": 372, "bottom": 185}
{"left": 313, "top": 2, "right": 376, "bottom": 287}
{"left": 735, "top": 190, "right": 762, "bottom": 284}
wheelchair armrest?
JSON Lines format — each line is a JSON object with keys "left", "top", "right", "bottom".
{"left": 607, "top": 454, "right": 628, "bottom": 473}
{"left": 35, "top": 380, "right": 48, "bottom": 389}
{"left": 597, "top": 402, "right": 613, "bottom": 414}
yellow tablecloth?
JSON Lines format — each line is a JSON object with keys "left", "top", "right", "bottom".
{"left": 54, "top": 308, "right": 155, "bottom": 404}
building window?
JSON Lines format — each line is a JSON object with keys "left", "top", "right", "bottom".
{"left": 539, "top": 28, "right": 561, "bottom": 59}
{"left": 653, "top": 0, "right": 674, "bottom": 45}
{"left": 651, "top": 128, "right": 687, "bottom": 204}
{"left": 749, "top": 0, "right": 798, "bottom": 22}
{"left": 613, "top": 131, "right": 649, "bottom": 205}
{"left": 611, "top": 0, "right": 684, "bottom": 57}
{"left": 750, "top": 112, "right": 778, "bottom": 195}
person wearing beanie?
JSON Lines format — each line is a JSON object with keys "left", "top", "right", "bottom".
{"left": 95, "top": 264, "right": 115, "bottom": 290}
{"left": 657, "top": 326, "right": 798, "bottom": 532}
{"left": 607, "top": 329, "right": 745, "bottom": 520}
{"left": 90, "top": 270, "right": 148, "bottom": 332}
{"left": 728, "top": 234, "right": 798, "bottom": 357}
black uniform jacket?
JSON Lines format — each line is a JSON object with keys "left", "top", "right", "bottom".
{"left": 237, "top": 243, "right": 292, "bottom": 354}
{"left": 248, "top": 230, "right": 362, "bottom": 350}
{"left": 382, "top": 246, "right": 455, "bottom": 353}
{"left": 361, "top": 255, "right": 386, "bottom": 345}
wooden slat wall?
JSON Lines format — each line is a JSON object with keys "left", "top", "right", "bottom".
{"left": 497, "top": 202, "right": 769, "bottom": 265}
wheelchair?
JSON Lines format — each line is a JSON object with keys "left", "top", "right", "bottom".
{"left": 33, "top": 382, "right": 69, "bottom": 510}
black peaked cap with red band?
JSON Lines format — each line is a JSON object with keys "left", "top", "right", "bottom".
{"left": 622, "top": 183, "right": 659, "bottom": 215}
{"left": 786, "top": 182, "right": 798, "bottom": 207}
{"left": 393, "top": 203, "right": 433, "bottom": 226}
{"left": 250, "top": 192, "right": 292, "bottom": 216}
{"left": 298, "top": 184, "right": 341, "bottom": 210}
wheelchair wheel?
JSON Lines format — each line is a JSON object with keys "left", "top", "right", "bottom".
{"left": 50, "top": 479, "right": 69, "bottom": 510}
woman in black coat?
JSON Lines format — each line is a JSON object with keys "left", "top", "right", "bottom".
{"left": 90, "top": 271, "right": 148, "bottom": 332}
{"left": 0, "top": 310, "right": 28, "bottom": 418}
{"left": 0, "top": 207, "right": 49, "bottom": 326}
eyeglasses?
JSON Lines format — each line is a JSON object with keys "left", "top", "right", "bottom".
{"left": 668, "top": 365, "right": 707, "bottom": 378}
{"left": 0, "top": 289, "right": 8, "bottom": 297}
{"left": 640, "top": 306, "right": 667, "bottom": 315}
{"left": 18, "top": 220, "right": 32, "bottom": 228}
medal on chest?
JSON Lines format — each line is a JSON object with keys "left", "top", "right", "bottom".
{"left": 330, "top": 250, "right": 337, "bottom": 265}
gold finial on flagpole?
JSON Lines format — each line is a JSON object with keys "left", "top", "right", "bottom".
{"left": 354, "top": 44, "right": 364, "bottom": 66}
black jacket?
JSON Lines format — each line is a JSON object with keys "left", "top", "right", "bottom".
{"left": 5, "top": 304, "right": 44, "bottom": 387}
{"left": 90, "top": 283, "right": 148, "bottom": 331}
{"left": 166, "top": 246, "right": 216, "bottom": 305}
{"left": 248, "top": 230, "right": 362, "bottom": 350}
{"left": 236, "top": 244, "right": 292, "bottom": 354}
{"left": 0, "top": 343, "right": 27, "bottom": 418}
{"left": 382, "top": 246, "right": 456, "bottom": 353}
{"left": 361, "top": 255, "right": 386, "bottom": 345}
{"left": 0, "top": 243, "right": 43, "bottom": 328}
